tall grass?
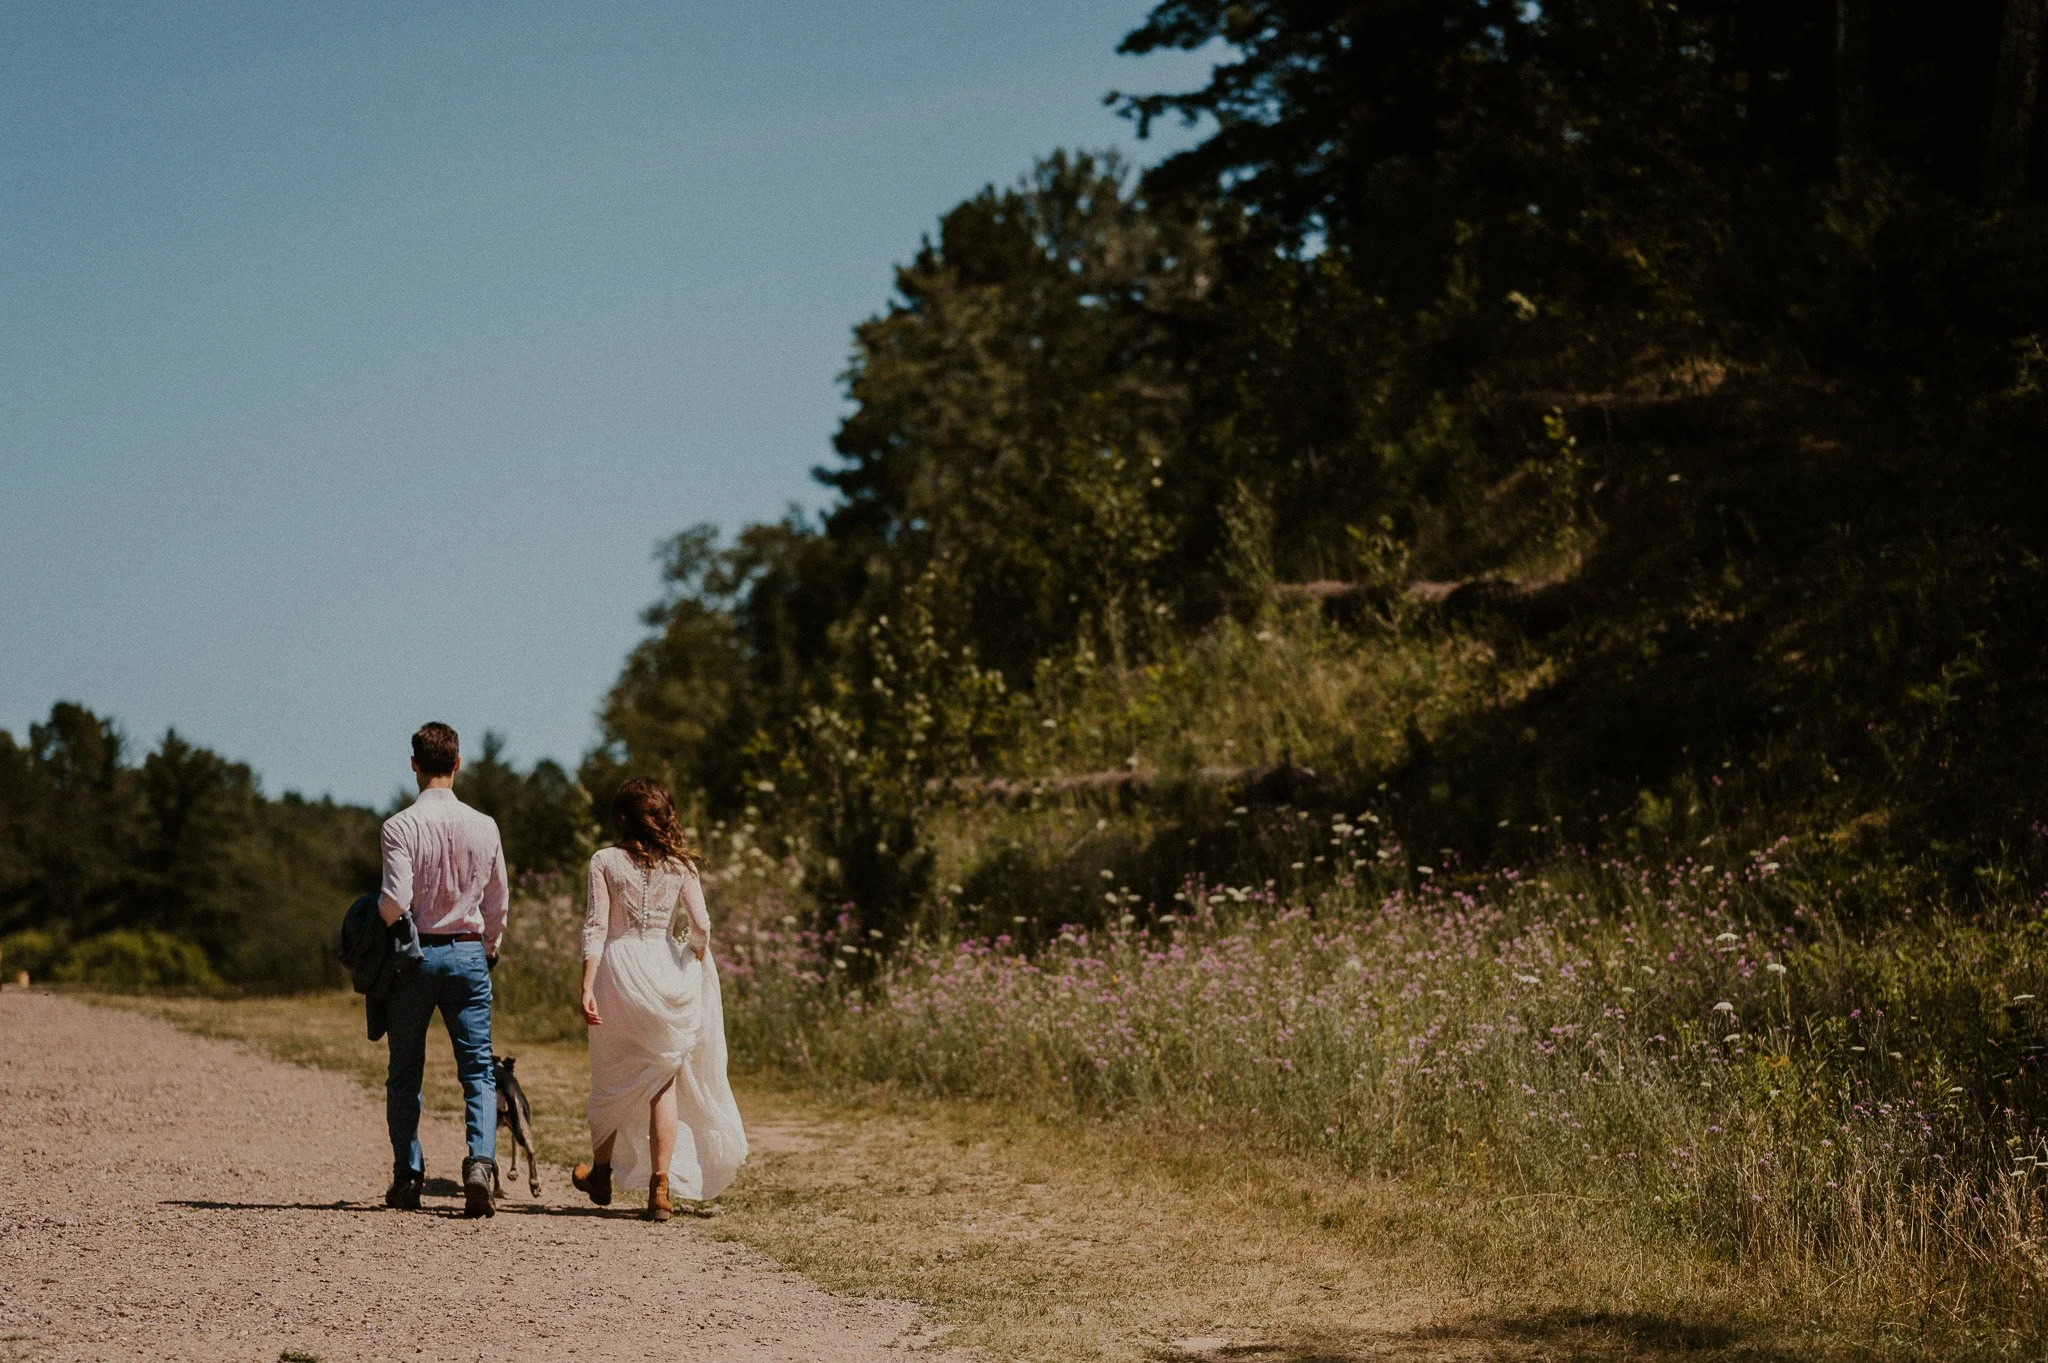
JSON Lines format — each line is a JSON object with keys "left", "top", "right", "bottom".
{"left": 712, "top": 825, "right": 2048, "bottom": 1348}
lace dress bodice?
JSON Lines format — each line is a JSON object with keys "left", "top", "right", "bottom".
{"left": 582, "top": 846, "right": 711, "bottom": 960}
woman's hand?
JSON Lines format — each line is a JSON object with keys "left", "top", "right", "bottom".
{"left": 581, "top": 990, "right": 602, "bottom": 1027}
{"left": 691, "top": 939, "right": 707, "bottom": 961}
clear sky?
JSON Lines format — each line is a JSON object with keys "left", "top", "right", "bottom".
{"left": 0, "top": 1, "right": 1213, "bottom": 808}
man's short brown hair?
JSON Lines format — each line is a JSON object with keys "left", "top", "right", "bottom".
{"left": 412, "top": 722, "right": 460, "bottom": 777}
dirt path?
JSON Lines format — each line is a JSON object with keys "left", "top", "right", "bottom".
{"left": 0, "top": 990, "right": 955, "bottom": 1363}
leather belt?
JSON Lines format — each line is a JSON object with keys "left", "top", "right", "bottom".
{"left": 419, "top": 931, "right": 483, "bottom": 946}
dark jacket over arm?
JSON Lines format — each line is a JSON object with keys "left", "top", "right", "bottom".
{"left": 339, "top": 892, "right": 422, "bottom": 1041}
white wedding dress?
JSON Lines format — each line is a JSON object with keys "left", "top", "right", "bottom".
{"left": 582, "top": 846, "right": 747, "bottom": 1200}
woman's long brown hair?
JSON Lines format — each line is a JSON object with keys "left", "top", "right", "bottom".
{"left": 612, "top": 777, "right": 701, "bottom": 871}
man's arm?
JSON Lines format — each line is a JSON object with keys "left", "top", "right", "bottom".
{"left": 377, "top": 819, "right": 413, "bottom": 926}
{"left": 481, "top": 829, "right": 509, "bottom": 958}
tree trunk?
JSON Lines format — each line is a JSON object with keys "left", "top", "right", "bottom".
{"left": 1987, "top": 0, "right": 2047, "bottom": 203}
{"left": 1835, "top": 0, "right": 1872, "bottom": 160}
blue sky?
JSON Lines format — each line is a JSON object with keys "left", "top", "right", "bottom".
{"left": 0, "top": 1, "right": 1213, "bottom": 807}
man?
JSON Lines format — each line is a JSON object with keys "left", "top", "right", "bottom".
{"left": 378, "top": 722, "right": 509, "bottom": 1217}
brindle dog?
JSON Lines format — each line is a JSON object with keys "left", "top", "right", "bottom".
{"left": 492, "top": 1055, "right": 541, "bottom": 1198}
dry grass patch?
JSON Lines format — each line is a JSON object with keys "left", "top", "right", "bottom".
{"left": 713, "top": 1081, "right": 1841, "bottom": 1362}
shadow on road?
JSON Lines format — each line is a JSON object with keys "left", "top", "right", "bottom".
{"left": 493, "top": 1202, "right": 647, "bottom": 1220}
{"left": 161, "top": 1197, "right": 657, "bottom": 1222}
{"left": 164, "top": 1199, "right": 386, "bottom": 1213}
{"left": 1155, "top": 1308, "right": 1798, "bottom": 1362}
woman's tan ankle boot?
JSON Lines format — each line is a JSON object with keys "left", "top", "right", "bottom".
{"left": 644, "top": 1172, "right": 673, "bottom": 1222}
{"left": 572, "top": 1161, "right": 612, "bottom": 1206}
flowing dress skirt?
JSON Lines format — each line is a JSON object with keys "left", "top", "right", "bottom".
{"left": 587, "top": 934, "right": 748, "bottom": 1198}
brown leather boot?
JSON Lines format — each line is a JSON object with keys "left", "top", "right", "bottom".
{"left": 644, "top": 1172, "right": 673, "bottom": 1223}
{"left": 572, "top": 1161, "right": 612, "bottom": 1207}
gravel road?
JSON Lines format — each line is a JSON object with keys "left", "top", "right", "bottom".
{"left": 0, "top": 990, "right": 953, "bottom": 1362}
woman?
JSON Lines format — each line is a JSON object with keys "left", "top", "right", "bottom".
{"left": 571, "top": 778, "right": 747, "bottom": 1220}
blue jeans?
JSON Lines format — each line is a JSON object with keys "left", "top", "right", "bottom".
{"left": 385, "top": 940, "right": 496, "bottom": 1177}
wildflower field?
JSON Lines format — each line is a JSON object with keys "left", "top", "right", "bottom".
{"left": 738, "top": 848, "right": 2044, "bottom": 1345}
{"left": 489, "top": 806, "right": 2048, "bottom": 1351}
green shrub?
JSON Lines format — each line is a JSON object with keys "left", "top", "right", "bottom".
{"left": 0, "top": 928, "right": 62, "bottom": 981}
{"left": 54, "top": 930, "right": 224, "bottom": 993}
{"left": 224, "top": 892, "right": 349, "bottom": 993}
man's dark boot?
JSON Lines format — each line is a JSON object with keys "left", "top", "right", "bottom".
{"left": 462, "top": 1156, "right": 496, "bottom": 1218}
{"left": 385, "top": 1165, "right": 423, "bottom": 1211}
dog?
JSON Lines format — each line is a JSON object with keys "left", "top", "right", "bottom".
{"left": 492, "top": 1055, "right": 540, "bottom": 1198}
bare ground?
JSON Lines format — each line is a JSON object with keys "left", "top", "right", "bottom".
{"left": 0, "top": 990, "right": 956, "bottom": 1363}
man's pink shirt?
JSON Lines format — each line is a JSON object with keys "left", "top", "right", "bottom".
{"left": 378, "top": 787, "right": 509, "bottom": 952}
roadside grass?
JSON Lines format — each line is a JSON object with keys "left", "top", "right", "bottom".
{"left": 100, "top": 988, "right": 1890, "bottom": 1362}
{"left": 717, "top": 846, "right": 2048, "bottom": 1360}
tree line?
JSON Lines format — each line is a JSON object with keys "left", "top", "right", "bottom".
{"left": 0, "top": 705, "right": 592, "bottom": 989}
{"left": 0, "top": 704, "right": 379, "bottom": 988}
